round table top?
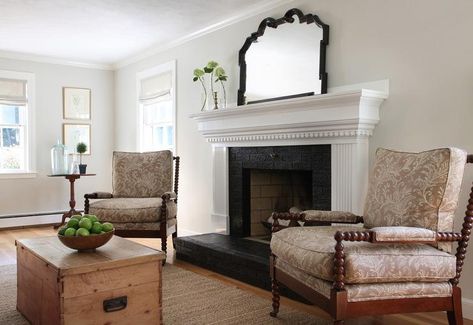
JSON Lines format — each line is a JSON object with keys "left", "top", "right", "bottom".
{"left": 47, "top": 173, "right": 96, "bottom": 177}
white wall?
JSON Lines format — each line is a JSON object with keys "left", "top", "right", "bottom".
{"left": 114, "top": 0, "right": 473, "bottom": 306}
{"left": 0, "top": 58, "right": 114, "bottom": 219}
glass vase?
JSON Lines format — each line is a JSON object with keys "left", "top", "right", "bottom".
{"left": 207, "top": 78, "right": 217, "bottom": 111}
{"left": 216, "top": 81, "right": 227, "bottom": 109}
{"left": 69, "top": 153, "right": 79, "bottom": 174}
{"left": 51, "top": 140, "right": 69, "bottom": 175}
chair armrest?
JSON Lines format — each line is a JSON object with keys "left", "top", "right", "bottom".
{"left": 161, "top": 191, "right": 177, "bottom": 201}
{"left": 371, "top": 227, "right": 463, "bottom": 243}
{"left": 371, "top": 226, "right": 437, "bottom": 243}
{"left": 271, "top": 212, "right": 305, "bottom": 233}
{"left": 303, "top": 210, "right": 362, "bottom": 224}
{"left": 84, "top": 192, "right": 113, "bottom": 199}
{"left": 83, "top": 192, "right": 113, "bottom": 214}
{"left": 331, "top": 229, "right": 463, "bottom": 290}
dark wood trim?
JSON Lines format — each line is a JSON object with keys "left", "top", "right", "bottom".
{"left": 237, "top": 8, "right": 329, "bottom": 106}
{"left": 451, "top": 184, "right": 473, "bottom": 286}
{"left": 113, "top": 229, "right": 161, "bottom": 238}
{"left": 173, "top": 156, "right": 180, "bottom": 204}
{"left": 269, "top": 254, "right": 280, "bottom": 317}
{"left": 280, "top": 269, "right": 332, "bottom": 312}
{"left": 271, "top": 211, "right": 363, "bottom": 233}
{"left": 448, "top": 287, "right": 463, "bottom": 325}
{"left": 345, "top": 296, "right": 453, "bottom": 317}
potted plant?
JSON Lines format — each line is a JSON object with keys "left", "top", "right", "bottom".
{"left": 76, "top": 142, "right": 87, "bottom": 174}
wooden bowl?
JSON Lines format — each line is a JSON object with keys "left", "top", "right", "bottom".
{"left": 58, "top": 230, "right": 114, "bottom": 251}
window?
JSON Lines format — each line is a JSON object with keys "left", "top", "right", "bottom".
{"left": 0, "top": 72, "right": 35, "bottom": 175}
{"left": 137, "top": 61, "right": 176, "bottom": 152}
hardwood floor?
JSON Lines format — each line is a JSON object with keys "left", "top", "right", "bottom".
{"left": 1, "top": 226, "right": 472, "bottom": 325}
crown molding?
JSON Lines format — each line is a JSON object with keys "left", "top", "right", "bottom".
{"left": 0, "top": 50, "right": 114, "bottom": 71}
{"left": 113, "top": 0, "right": 296, "bottom": 70}
{"left": 0, "top": 0, "right": 294, "bottom": 71}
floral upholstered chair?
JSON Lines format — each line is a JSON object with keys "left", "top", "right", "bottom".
{"left": 270, "top": 148, "right": 472, "bottom": 325}
{"left": 84, "top": 151, "right": 179, "bottom": 260}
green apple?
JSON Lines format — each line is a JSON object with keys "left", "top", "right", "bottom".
{"left": 58, "top": 227, "right": 67, "bottom": 236}
{"left": 78, "top": 217, "right": 92, "bottom": 230}
{"left": 64, "top": 228, "right": 76, "bottom": 237}
{"left": 90, "top": 222, "right": 103, "bottom": 234}
{"left": 71, "top": 214, "right": 83, "bottom": 221}
{"left": 66, "top": 218, "right": 80, "bottom": 229}
{"left": 76, "top": 228, "right": 90, "bottom": 236}
{"left": 102, "top": 222, "right": 114, "bottom": 232}
{"left": 87, "top": 215, "right": 99, "bottom": 223}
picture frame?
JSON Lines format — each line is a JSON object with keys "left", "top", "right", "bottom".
{"left": 63, "top": 87, "right": 91, "bottom": 120}
{"left": 63, "top": 123, "right": 91, "bottom": 154}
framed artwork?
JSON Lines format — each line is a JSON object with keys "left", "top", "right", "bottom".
{"left": 63, "top": 87, "right": 91, "bottom": 120}
{"left": 63, "top": 123, "right": 91, "bottom": 154}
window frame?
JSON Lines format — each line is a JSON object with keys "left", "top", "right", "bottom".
{"left": 0, "top": 70, "right": 36, "bottom": 178}
{"left": 136, "top": 60, "right": 176, "bottom": 153}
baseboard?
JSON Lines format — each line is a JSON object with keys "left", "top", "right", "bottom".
{"left": 463, "top": 297, "right": 473, "bottom": 320}
{"left": 0, "top": 214, "right": 61, "bottom": 229}
{"left": 178, "top": 228, "right": 203, "bottom": 237}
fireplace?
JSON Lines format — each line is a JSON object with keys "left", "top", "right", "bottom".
{"left": 229, "top": 145, "right": 331, "bottom": 237}
{"left": 190, "top": 87, "right": 388, "bottom": 234}
{"left": 179, "top": 85, "right": 388, "bottom": 290}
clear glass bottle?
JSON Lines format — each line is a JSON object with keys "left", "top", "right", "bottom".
{"left": 51, "top": 140, "right": 68, "bottom": 175}
{"left": 69, "top": 153, "right": 79, "bottom": 174}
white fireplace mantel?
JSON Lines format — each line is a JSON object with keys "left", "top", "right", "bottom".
{"left": 189, "top": 87, "right": 388, "bottom": 234}
{"left": 189, "top": 89, "right": 388, "bottom": 147}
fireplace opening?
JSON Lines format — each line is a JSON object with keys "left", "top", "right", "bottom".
{"left": 246, "top": 169, "right": 313, "bottom": 237}
{"left": 229, "top": 145, "right": 331, "bottom": 237}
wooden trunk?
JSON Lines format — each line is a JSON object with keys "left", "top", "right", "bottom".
{"left": 16, "top": 236, "right": 165, "bottom": 325}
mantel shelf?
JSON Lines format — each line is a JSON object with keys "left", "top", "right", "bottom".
{"left": 189, "top": 88, "right": 388, "bottom": 147}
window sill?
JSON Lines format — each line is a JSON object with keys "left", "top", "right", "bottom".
{"left": 0, "top": 172, "right": 37, "bottom": 179}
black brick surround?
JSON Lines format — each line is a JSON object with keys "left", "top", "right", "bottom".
{"left": 229, "top": 145, "right": 331, "bottom": 237}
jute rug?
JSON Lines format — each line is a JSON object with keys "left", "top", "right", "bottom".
{"left": 0, "top": 263, "right": 328, "bottom": 324}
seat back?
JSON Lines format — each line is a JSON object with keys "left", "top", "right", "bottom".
{"left": 112, "top": 150, "right": 173, "bottom": 198}
{"left": 363, "top": 148, "right": 467, "bottom": 238}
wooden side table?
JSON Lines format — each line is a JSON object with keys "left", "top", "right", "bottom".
{"left": 48, "top": 173, "right": 96, "bottom": 227}
{"left": 16, "top": 236, "right": 165, "bottom": 324}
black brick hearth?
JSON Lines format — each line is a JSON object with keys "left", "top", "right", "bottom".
{"left": 175, "top": 234, "right": 270, "bottom": 288}
{"left": 175, "top": 233, "right": 310, "bottom": 303}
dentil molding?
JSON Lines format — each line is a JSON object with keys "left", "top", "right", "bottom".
{"left": 189, "top": 89, "right": 388, "bottom": 147}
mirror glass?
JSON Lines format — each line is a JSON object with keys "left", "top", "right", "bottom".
{"left": 245, "top": 23, "right": 322, "bottom": 103}
{"left": 238, "top": 9, "right": 328, "bottom": 105}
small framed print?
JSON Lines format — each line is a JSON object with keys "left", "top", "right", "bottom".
{"left": 63, "top": 87, "right": 91, "bottom": 120}
{"left": 63, "top": 123, "right": 91, "bottom": 154}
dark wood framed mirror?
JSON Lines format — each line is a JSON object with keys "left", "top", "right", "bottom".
{"left": 238, "top": 8, "right": 329, "bottom": 106}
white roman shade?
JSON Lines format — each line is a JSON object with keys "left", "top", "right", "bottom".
{"left": 0, "top": 78, "right": 27, "bottom": 104}
{"left": 139, "top": 72, "right": 172, "bottom": 103}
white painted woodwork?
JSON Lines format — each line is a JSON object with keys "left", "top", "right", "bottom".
{"left": 190, "top": 88, "right": 388, "bottom": 233}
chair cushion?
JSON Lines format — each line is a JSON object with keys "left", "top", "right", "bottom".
{"left": 303, "top": 210, "right": 359, "bottom": 223}
{"left": 276, "top": 259, "right": 452, "bottom": 302}
{"left": 270, "top": 226, "right": 456, "bottom": 284}
{"left": 363, "top": 148, "right": 466, "bottom": 236}
{"left": 112, "top": 150, "right": 173, "bottom": 198}
{"left": 372, "top": 226, "right": 436, "bottom": 243}
{"left": 89, "top": 198, "right": 177, "bottom": 223}
{"left": 112, "top": 219, "right": 177, "bottom": 231}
